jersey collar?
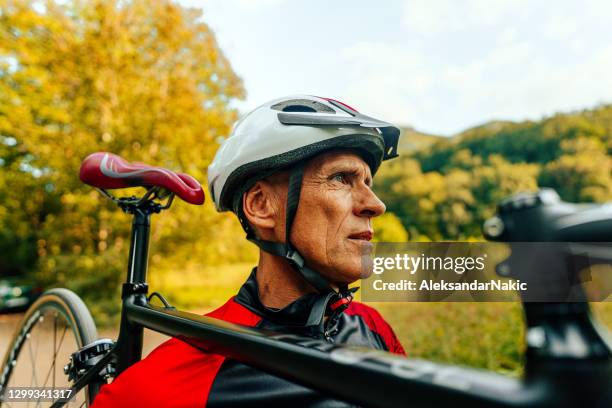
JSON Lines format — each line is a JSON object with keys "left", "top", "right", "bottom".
{"left": 234, "top": 267, "right": 352, "bottom": 329}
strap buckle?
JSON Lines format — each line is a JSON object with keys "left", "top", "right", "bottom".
{"left": 329, "top": 293, "right": 354, "bottom": 313}
{"left": 286, "top": 248, "right": 305, "bottom": 268}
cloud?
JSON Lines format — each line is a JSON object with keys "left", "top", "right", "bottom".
{"left": 326, "top": 0, "right": 610, "bottom": 133}
{"left": 183, "top": 0, "right": 612, "bottom": 134}
{"left": 184, "top": 0, "right": 286, "bottom": 14}
{"left": 335, "top": 42, "right": 436, "bottom": 129}
{"left": 401, "top": 0, "right": 532, "bottom": 35}
{"left": 335, "top": 36, "right": 612, "bottom": 134}
{"left": 233, "top": 0, "right": 286, "bottom": 10}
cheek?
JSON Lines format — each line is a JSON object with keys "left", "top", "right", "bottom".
{"left": 322, "top": 199, "right": 364, "bottom": 275}
{"left": 327, "top": 195, "right": 355, "bottom": 240}
{"left": 323, "top": 196, "right": 353, "bottom": 247}
{"left": 291, "top": 204, "right": 329, "bottom": 253}
{"left": 292, "top": 193, "right": 348, "bottom": 257}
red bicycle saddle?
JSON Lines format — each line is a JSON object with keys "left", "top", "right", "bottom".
{"left": 79, "top": 152, "right": 205, "bottom": 205}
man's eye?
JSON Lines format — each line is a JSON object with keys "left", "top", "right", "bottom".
{"left": 331, "top": 173, "right": 348, "bottom": 183}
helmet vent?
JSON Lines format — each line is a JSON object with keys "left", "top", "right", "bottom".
{"left": 283, "top": 105, "right": 316, "bottom": 112}
{"left": 271, "top": 99, "right": 335, "bottom": 114}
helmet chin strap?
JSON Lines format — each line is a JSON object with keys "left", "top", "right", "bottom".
{"left": 244, "top": 161, "right": 355, "bottom": 315}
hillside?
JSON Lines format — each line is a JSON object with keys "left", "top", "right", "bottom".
{"left": 397, "top": 127, "right": 448, "bottom": 154}
{"left": 376, "top": 104, "right": 612, "bottom": 240}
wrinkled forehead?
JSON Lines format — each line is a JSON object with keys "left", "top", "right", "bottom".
{"left": 305, "top": 149, "right": 373, "bottom": 177}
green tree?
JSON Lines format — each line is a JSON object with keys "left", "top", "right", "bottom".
{"left": 0, "top": 0, "right": 250, "bottom": 322}
{"left": 379, "top": 105, "right": 611, "bottom": 241}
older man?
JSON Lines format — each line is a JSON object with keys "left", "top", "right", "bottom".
{"left": 92, "top": 96, "right": 405, "bottom": 407}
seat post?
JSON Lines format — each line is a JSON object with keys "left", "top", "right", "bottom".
{"left": 126, "top": 206, "right": 152, "bottom": 284}
{"left": 114, "top": 200, "right": 158, "bottom": 376}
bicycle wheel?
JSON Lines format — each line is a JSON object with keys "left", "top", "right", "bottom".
{"left": 0, "top": 288, "right": 104, "bottom": 407}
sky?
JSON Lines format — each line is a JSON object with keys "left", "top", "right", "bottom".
{"left": 179, "top": 0, "right": 612, "bottom": 135}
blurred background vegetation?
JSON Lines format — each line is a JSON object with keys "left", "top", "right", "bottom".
{"left": 0, "top": 0, "right": 610, "bottom": 376}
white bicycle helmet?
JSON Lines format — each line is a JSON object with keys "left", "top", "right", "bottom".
{"left": 208, "top": 95, "right": 400, "bottom": 302}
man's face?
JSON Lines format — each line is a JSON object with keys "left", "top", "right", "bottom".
{"left": 290, "top": 150, "right": 386, "bottom": 285}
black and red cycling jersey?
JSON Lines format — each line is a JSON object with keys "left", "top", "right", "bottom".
{"left": 92, "top": 269, "right": 405, "bottom": 407}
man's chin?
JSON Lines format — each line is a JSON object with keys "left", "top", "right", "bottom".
{"left": 328, "top": 262, "right": 368, "bottom": 285}
{"left": 317, "top": 251, "right": 369, "bottom": 286}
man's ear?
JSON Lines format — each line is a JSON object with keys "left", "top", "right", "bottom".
{"left": 242, "top": 180, "right": 280, "bottom": 232}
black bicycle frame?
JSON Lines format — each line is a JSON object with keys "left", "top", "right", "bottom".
{"left": 58, "top": 199, "right": 612, "bottom": 408}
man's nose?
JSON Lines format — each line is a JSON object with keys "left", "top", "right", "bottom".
{"left": 354, "top": 185, "right": 386, "bottom": 217}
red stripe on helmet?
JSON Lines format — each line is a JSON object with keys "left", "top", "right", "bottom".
{"left": 320, "top": 97, "right": 359, "bottom": 113}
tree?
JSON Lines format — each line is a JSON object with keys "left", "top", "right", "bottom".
{"left": 372, "top": 213, "right": 408, "bottom": 242}
{"left": 0, "top": 0, "right": 250, "bottom": 322}
{"left": 539, "top": 137, "right": 612, "bottom": 202}
{"left": 379, "top": 105, "right": 611, "bottom": 241}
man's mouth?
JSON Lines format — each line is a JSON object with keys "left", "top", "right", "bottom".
{"left": 348, "top": 231, "right": 373, "bottom": 241}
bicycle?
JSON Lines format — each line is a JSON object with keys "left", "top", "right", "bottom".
{"left": 1, "top": 152, "right": 610, "bottom": 407}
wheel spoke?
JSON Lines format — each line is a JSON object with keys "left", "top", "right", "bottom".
{"left": 27, "top": 333, "right": 38, "bottom": 387}
{"left": 33, "top": 317, "right": 42, "bottom": 371}
{"left": 41, "top": 320, "right": 68, "bottom": 389}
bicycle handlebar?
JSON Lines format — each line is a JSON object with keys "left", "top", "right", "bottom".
{"left": 484, "top": 188, "right": 612, "bottom": 242}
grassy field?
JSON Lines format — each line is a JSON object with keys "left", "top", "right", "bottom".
{"left": 148, "top": 263, "right": 612, "bottom": 376}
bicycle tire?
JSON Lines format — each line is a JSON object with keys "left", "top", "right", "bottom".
{"left": 0, "top": 288, "right": 104, "bottom": 407}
